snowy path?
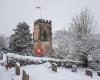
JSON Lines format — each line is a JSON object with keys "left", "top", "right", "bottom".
{"left": 0, "top": 63, "right": 100, "bottom": 80}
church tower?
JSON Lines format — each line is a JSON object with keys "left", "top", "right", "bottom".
{"left": 33, "top": 19, "right": 52, "bottom": 56}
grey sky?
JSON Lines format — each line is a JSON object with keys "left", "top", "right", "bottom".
{"left": 0, "top": 0, "right": 100, "bottom": 37}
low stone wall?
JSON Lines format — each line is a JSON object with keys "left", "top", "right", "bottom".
{"left": 8, "top": 57, "right": 42, "bottom": 67}
{"left": 0, "top": 53, "right": 82, "bottom": 67}
{"left": 7, "top": 57, "right": 82, "bottom": 68}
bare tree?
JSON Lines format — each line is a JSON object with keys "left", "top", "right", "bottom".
{"left": 70, "top": 8, "right": 96, "bottom": 40}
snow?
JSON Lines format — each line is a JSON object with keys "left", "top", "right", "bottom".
{"left": 72, "top": 64, "right": 77, "bottom": 68}
{"left": 88, "top": 55, "right": 93, "bottom": 61}
{"left": 6, "top": 53, "right": 82, "bottom": 64}
{"left": 0, "top": 53, "right": 99, "bottom": 80}
{"left": 6, "top": 53, "right": 60, "bottom": 62}
{"left": 16, "top": 62, "right": 20, "bottom": 67}
{"left": 43, "top": 62, "right": 51, "bottom": 68}
{"left": 52, "top": 63, "right": 57, "bottom": 66}
{"left": 0, "top": 62, "right": 100, "bottom": 80}
{"left": 86, "top": 69, "right": 93, "bottom": 72}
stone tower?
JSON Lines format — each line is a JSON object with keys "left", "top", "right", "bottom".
{"left": 33, "top": 19, "right": 52, "bottom": 56}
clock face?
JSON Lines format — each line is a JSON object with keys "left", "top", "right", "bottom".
{"left": 35, "top": 48, "right": 43, "bottom": 56}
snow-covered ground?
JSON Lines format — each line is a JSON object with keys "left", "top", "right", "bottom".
{"left": 0, "top": 62, "right": 100, "bottom": 80}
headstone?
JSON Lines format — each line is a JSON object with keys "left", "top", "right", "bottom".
{"left": 12, "top": 78, "right": 14, "bottom": 80}
{"left": 22, "top": 70, "right": 29, "bottom": 80}
{"left": 52, "top": 63, "right": 57, "bottom": 72}
{"left": 71, "top": 64, "right": 77, "bottom": 72}
{"left": 0, "top": 52, "right": 3, "bottom": 60}
{"left": 5, "top": 56, "right": 9, "bottom": 70}
{"left": 56, "top": 61, "right": 62, "bottom": 67}
{"left": 97, "top": 71, "right": 100, "bottom": 76}
{"left": 15, "top": 62, "right": 20, "bottom": 75}
{"left": 85, "top": 69, "right": 93, "bottom": 77}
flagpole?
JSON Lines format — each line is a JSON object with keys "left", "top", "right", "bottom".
{"left": 36, "top": 6, "right": 41, "bottom": 19}
{"left": 36, "top": 0, "right": 42, "bottom": 19}
{"left": 39, "top": 6, "right": 41, "bottom": 19}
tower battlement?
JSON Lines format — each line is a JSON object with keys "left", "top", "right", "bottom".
{"left": 34, "top": 19, "right": 51, "bottom": 25}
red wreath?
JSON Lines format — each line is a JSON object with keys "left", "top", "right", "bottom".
{"left": 35, "top": 48, "right": 43, "bottom": 56}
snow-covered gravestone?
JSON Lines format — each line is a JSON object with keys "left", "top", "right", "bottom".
{"left": 12, "top": 78, "right": 14, "bottom": 80}
{"left": 85, "top": 69, "right": 93, "bottom": 77}
{"left": 0, "top": 51, "right": 3, "bottom": 60}
{"left": 97, "top": 71, "right": 100, "bottom": 76}
{"left": 5, "top": 56, "right": 9, "bottom": 70}
{"left": 52, "top": 63, "right": 57, "bottom": 72}
{"left": 15, "top": 62, "right": 20, "bottom": 75}
{"left": 22, "top": 70, "right": 29, "bottom": 80}
{"left": 71, "top": 64, "right": 77, "bottom": 72}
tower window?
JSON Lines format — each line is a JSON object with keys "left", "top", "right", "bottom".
{"left": 41, "top": 29, "right": 47, "bottom": 41}
{"left": 43, "top": 30, "right": 47, "bottom": 41}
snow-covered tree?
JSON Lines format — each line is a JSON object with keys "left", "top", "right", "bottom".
{"left": 53, "top": 8, "right": 100, "bottom": 70}
{"left": 9, "top": 22, "right": 32, "bottom": 55}
{"left": 0, "top": 34, "right": 6, "bottom": 51}
{"left": 53, "top": 29, "right": 74, "bottom": 59}
{"left": 69, "top": 8, "right": 96, "bottom": 67}
{"left": 90, "top": 35, "right": 100, "bottom": 70}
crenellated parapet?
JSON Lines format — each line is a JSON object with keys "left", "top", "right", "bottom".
{"left": 34, "top": 19, "right": 51, "bottom": 25}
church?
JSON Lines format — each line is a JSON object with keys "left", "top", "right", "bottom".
{"left": 33, "top": 19, "right": 52, "bottom": 57}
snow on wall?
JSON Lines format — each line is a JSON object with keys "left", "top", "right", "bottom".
{"left": 0, "top": 53, "right": 83, "bottom": 67}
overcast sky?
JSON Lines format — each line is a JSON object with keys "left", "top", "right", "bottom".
{"left": 0, "top": 0, "right": 100, "bottom": 37}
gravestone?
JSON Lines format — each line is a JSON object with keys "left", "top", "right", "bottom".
{"left": 15, "top": 62, "right": 20, "bottom": 75}
{"left": 5, "top": 56, "right": 9, "bottom": 70}
{"left": 52, "top": 63, "right": 57, "bottom": 72}
{"left": 85, "top": 69, "right": 93, "bottom": 77}
{"left": 0, "top": 52, "right": 3, "bottom": 60}
{"left": 22, "top": 70, "right": 29, "bottom": 80}
{"left": 71, "top": 64, "right": 77, "bottom": 72}
{"left": 97, "top": 71, "right": 100, "bottom": 76}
